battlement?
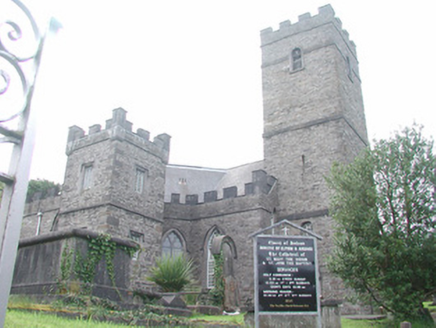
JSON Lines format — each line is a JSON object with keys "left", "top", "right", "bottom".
{"left": 66, "top": 108, "right": 171, "bottom": 163}
{"left": 260, "top": 4, "right": 356, "bottom": 55}
{"left": 168, "top": 169, "right": 277, "bottom": 205}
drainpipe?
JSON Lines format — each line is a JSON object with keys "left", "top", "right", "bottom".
{"left": 35, "top": 212, "right": 43, "bottom": 235}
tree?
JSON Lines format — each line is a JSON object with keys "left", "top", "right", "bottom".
{"left": 26, "top": 179, "right": 60, "bottom": 201}
{"left": 326, "top": 126, "right": 436, "bottom": 323}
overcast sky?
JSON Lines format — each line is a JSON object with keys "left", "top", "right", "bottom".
{"left": 4, "top": 0, "right": 436, "bottom": 183}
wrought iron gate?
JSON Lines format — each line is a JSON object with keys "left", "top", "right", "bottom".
{"left": 0, "top": 0, "right": 47, "bottom": 325}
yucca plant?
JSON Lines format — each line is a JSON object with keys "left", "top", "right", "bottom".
{"left": 147, "top": 255, "right": 194, "bottom": 292}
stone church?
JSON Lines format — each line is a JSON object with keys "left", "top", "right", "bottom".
{"left": 14, "top": 4, "right": 368, "bottom": 313}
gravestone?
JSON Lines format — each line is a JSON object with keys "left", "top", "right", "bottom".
{"left": 224, "top": 276, "right": 239, "bottom": 312}
{"left": 211, "top": 235, "right": 240, "bottom": 312}
{"left": 223, "top": 242, "right": 239, "bottom": 312}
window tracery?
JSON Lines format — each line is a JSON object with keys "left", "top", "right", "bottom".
{"left": 162, "top": 231, "right": 184, "bottom": 258}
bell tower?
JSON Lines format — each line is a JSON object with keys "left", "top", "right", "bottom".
{"left": 262, "top": 4, "right": 368, "bottom": 219}
{"left": 261, "top": 5, "right": 369, "bottom": 301}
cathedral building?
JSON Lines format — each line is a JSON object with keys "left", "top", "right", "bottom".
{"left": 14, "top": 4, "right": 368, "bottom": 313}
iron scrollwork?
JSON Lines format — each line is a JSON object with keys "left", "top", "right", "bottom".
{"left": 0, "top": 0, "right": 42, "bottom": 123}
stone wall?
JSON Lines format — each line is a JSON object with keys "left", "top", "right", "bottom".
{"left": 12, "top": 229, "right": 137, "bottom": 301}
{"left": 265, "top": 120, "right": 348, "bottom": 215}
{"left": 163, "top": 168, "right": 279, "bottom": 310}
{"left": 261, "top": 5, "right": 366, "bottom": 144}
{"left": 61, "top": 110, "right": 169, "bottom": 220}
{"left": 261, "top": 5, "right": 369, "bottom": 315}
{"left": 109, "top": 139, "right": 167, "bottom": 220}
{"left": 56, "top": 108, "right": 168, "bottom": 289}
{"left": 164, "top": 189, "right": 278, "bottom": 310}
{"left": 21, "top": 195, "right": 61, "bottom": 238}
{"left": 262, "top": 4, "right": 368, "bottom": 216}
{"left": 61, "top": 129, "right": 115, "bottom": 212}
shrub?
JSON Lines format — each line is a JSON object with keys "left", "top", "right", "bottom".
{"left": 147, "top": 255, "right": 194, "bottom": 292}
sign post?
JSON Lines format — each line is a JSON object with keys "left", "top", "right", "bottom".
{"left": 250, "top": 220, "right": 322, "bottom": 328}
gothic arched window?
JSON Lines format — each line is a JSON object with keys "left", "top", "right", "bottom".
{"left": 206, "top": 229, "right": 220, "bottom": 289}
{"left": 291, "top": 48, "right": 302, "bottom": 71}
{"left": 162, "top": 231, "right": 184, "bottom": 258}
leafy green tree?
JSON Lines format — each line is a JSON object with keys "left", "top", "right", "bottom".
{"left": 326, "top": 126, "right": 436, "bottom": 323}
{"left": 27, "top": 179, "right": 60, "bottom": 200}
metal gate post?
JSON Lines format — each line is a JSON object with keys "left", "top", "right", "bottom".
{"left": 0, "top": 1, "right": 46, "bottom": 325}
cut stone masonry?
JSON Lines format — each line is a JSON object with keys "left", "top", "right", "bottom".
{"left": 15, "top": 5, "right": 369, "bottom": 317}
{"left": 261, "top": 4, "right": 356, "bottom": 57}
{"left": 169, "top": 169, "right": 276, "bottom": 205}
{"left": 66, "top": 108, "right": 170, "bottom": 163}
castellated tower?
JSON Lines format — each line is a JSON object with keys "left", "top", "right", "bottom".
{"left": 262, "top": 5, "right": 368, "bottom": 302}
{"left": 59, "top": 108, "right": 170, "bottom": 273}
{"left": 14, "top": 5, "right": 369, "bottom": 314}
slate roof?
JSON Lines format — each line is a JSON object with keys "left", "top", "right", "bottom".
{"left": 164, "top": 160, "right": 264, "bottom": 203}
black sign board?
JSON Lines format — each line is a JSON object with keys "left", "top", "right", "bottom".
{"left": 256, "top": 236, "right": 317, "bottom": 312}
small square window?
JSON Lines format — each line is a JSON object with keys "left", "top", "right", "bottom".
{"left": 130, "top": 230, "right": 144, "bottom": 242}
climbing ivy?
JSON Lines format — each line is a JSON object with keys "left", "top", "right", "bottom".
{"left": 58, "top": 242, "right": 74, "bottom": 294}
{"left": 209, "top": 251, "right": 224, "bottom": 307}
{"left": 119, "top": 244, "right": 140, "bottom": 258}
{"left": 58, "top": 233, "right": 139, "bottom": 297}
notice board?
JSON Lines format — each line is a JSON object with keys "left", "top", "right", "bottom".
{"left": 255, "top": 235, "right": 318, "bottom": 313}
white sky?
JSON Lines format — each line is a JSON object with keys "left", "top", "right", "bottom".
{"left": 6, "top": 0, "right": 436, "bottom": 183}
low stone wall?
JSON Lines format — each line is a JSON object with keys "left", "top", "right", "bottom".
{"left": 12, "top": 229, "right": 138, "bottom": 301}
{"left": 321, "top": 300, "right": 342, "bottom": 328}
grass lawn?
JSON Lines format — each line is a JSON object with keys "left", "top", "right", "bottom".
{"left": 7, "top": 310, "right": 435, "bottom": 328}
{"left": 342, "top": 318, "right": 387, "bottom": 328}
{"left": 5, "top": 298, "right": 436, "bottom": 327}
{"left": 5, "top": 309, "right": 135, "bottom": 328}
{"left": 6, "top": 310, "right": 385, "bottom": 328}
{"left": 190, "top": 313, "right": 245, "bottom": 325}
{"left": 6, "top": 310, "right": 245, "bottom": 327}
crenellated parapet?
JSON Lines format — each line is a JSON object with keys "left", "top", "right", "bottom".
{"left": 260, "top": 4, "right": 356, "bottom": 57}
{"left": 168, "top": 169, "right": 277, "bottom": 205}
{"left": 66, "top": 108, "right": 171, "bottom": 163}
